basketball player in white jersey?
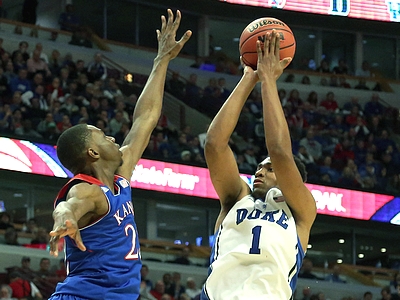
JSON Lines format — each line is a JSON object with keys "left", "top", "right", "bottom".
{"left": 201, "top": 30, "right": 317, "bottom": 300}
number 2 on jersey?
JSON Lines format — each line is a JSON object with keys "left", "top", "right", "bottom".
{"left": 249, "top": 225, "right": 261, "bottom": 254}
{"left": 124, "top": 224, "right": 139, "bottom": 260}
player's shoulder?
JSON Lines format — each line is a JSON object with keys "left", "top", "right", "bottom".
{"left": 67, "top": 181, "right": 103, "bottom": 199}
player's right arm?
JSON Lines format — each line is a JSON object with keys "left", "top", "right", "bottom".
{"left": 257, "top": 31, "right": 316, "bottom": 252}
{"left": 49, "top": 183, "right": 108, "bottom": 257}
{"left": 205, "top": 67, "right": 258, "bottom": 231}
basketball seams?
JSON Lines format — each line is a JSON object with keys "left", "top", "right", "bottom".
{"left": 239, "top": 28, "right": 294, "bottom": 50}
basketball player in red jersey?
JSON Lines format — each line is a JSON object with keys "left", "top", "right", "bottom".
{"left": 48, "top": 10, "right": 191, "bottom": 300}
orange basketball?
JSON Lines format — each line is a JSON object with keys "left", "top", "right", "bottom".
{"left": 239, "top": 17, "right": 296, "bottom": 69}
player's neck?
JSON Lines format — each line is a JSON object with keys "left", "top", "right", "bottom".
{"left": 83, "top": 165, "right": 116, "bottom": 192}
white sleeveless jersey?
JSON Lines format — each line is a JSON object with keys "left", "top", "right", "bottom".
{"left": 202, "top": 188, "right": 304, "bottom": 300}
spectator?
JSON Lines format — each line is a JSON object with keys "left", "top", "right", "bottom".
{"left": 150, "top": 281, "right": 169, "bottom": 300}
{"left": 342, "top": 97, "right": 363, "bottom": 115}
{"left": 316, "top": 59, "right": 330, "bottom": 73}
{"left": 26, "top": 50, "right": 51, "bottom": 79}
{"left": 109, "top": 111, "right": 124, "bottom": 135}
{"left": 11, "top": 41, "right": 30, "bottom": 63}
{"left": 15, "top": 119, "right": 43, "bottom": 138}
{"left": 141, "top": 265, "right": 154, "bottom": 292}
{"left": 298, "top": 258, "right": 323, "bottom": 280}
{"left": 166, "top": 71, "right": 185, "bottom": 99}
{"left": 69, "top": 27, "right": 93, "bottom": 48}
{"left": 48, "top": 50, "right": 62, "bottom": 76}
{"left": 9, "top": 68, "right": 31, "bottom": 94}
{"left": 332, "top": 59, "right": 350, "bottom": 75}
{"left": 363, "top": 291, "right": 373, "bottom": 300}
{"left": 325, "top": 264, "right": 346, "bottom": 283}
{"left": 30, "top": 43, "right": 49, "bottom": 64}
{"left": 319, "top": 92, "right": 339, "bottom": 113}
{"left": 299, "top": 128, "right": 323, "bottom": 162}
{"left": 58, "top": 4, "right": 81, "bottom": 32}
{"left": 338, "top": 166, "right": 362, "bottom": 189}
{"left": 86, "top": 53, "right": 107, "bottom": 82}
{"left": 8, "top": 272, "right": 42, "bottom": 299}
{"left": 173, "top": 247, "right": 191, "bottom": 265}
{"left": 33, "top": 258, "right": 59, "bottom": 299}
{"left": 4, "top": 228, "right": 19, "bottom": 246}
{"left": 184, "top": 73, "right": 202, "bottom": 109}
{"left": 166, "top": 272, "right": 185, "bottom": 299}
{"left": 31, "top": 227, "right": 49, "bottom": 245}
{"left": 103, "top": 78, "right": 124, "bottom": 101}
{"left": 0, "top": 284, "right": 16, "bottom": 300}
{"left": 355, "top": 60, "right": 372, "bottom": 77}
{"left": 338, "top": 76, "right": 351, "bottom": 88}
{"left": 354, "top": 78, "right": 370, "bottom": 90}
{"left": 364, "top": 93, "right": 385, "bottom": 118}
{"left": 185, "top": 278, "right": 201, "bottom": 299}
{"left": 0, "top": 212, "right": 14, "bottom": 229}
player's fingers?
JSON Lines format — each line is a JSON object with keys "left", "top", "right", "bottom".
{"left": 49, "top": 235, "right": 60, "bottom": 257}
{"left": 172, "top": 10, "right": 182, "bottom": 29}
{"left": 264, "top": 33, "right": 270, "bottom": 54}
{"left": 269, "top": 30, "right": 276, "bottom": 55}
{"left": 281, "top": 57, "right": 292, "bottom": 69}
{"left": 177, "top": 30, "right": 192, "bottom": 45}
{"left": 167, "top": 9, "right": 173, "bottom": 27}
{"left": 156, "top": 29, "right": 161, "bottom": 41}
{"left": 274, "top": 32, "right": 281, "bottom": 57}
{"left": 74, "top": 230, "right": 86, "bottom": 252}
{"left": 160, "top": 15, "right": 166, "bottom": 33}
{"left": 256, "top": 40, "right": 263, "bottom": 59}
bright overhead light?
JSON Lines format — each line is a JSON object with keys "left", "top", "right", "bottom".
{"left": 337, "top": 259, "right": 343, "bottom": 264}
{"left": 307, "top": 244, "right": 312, "bottom": 249}
{"left": 308, "top": 34, "right": 316, "bottom": 39}
{"left": 381, "top": 248, "right": 387, "bottom": 253}
{"left": 233, "top": 37, "right": 240, "bottom": 42}
{"left": 358, "top": 253, "right": 364, "bottom": 258}
{"left": 338, "top": 239, "right": 345, "bottom": 244}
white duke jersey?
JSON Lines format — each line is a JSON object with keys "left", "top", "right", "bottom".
{"left": 201, "top": 188, "right": 304, "bottom": 300}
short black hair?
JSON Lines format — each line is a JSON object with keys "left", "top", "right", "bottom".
{"left": 294, "top": 156, "right": 307, "bottom": 182}
{"left": 57, "top": 124, "right": 91, "bottom": 175}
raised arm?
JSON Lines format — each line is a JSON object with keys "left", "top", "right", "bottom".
{"left": 116, "top": 9, "right": 192, "bottom": 180}
{"left": 49, "top": 183, "right": 108, "bottom": 257}
{"left": 257, "top": 31, "right": 316, "bottom": 251}
{"left": 205, "top": 67, "right": 258, "bottom": 222}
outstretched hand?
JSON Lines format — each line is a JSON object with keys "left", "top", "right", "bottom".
{"left": 156, "top": 9, "right": 192, "bottom": 61}
{"left": 256, "top": 30, "right": 291, "bottom": 81}
{"left": 49, "top": 219, "right": 86, "bottom": 257}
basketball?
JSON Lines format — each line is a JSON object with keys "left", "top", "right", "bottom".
{"left": 239, "top": 17, "right": 296, "bottom": 69}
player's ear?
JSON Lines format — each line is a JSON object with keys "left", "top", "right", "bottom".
{"left": 87, "top": 148, "right": 99, "bottom": 159}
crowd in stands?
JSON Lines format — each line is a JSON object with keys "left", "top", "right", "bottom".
{"left": 1, "top": 34, "right": 400, "bottom": 197}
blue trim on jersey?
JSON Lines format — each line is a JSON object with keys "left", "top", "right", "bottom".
{"left": 289, "top": 236, "right": 305, "bottom": 293}
{"left": 200, "top": 285, "right": 211, "bottom": 300}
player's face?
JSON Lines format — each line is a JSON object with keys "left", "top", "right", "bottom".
{"left": 252, "top": 157, "right": 277, "bottom": 198}
{"left": 87, "top": 125, "right": 122, "bottom": 165}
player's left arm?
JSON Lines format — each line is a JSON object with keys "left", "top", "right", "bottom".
{"left": 257, "top": 31, "right": 316, "bottom": 252}
{"left": 116, "top": 9, "right": 191, "bottom": 180}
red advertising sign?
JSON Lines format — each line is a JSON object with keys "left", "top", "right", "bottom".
{"left": 0, "top": 137, "right": 398, "bottom": 224}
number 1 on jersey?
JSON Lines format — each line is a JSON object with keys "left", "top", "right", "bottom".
{"left": 249, "top": 225, "right": 261, "bottom": 254}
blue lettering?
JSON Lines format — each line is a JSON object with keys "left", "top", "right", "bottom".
{"left": 236, "top": 209, "right": 248, "bottom": 225}
{"left": 247, "top": 209, "right": 262, "bottom": 220}
{"left": 276, "top": 210, "right": 289, "bottom": 229}
{"left": 261, "top": 210, "right": 280, "bottom": 222}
